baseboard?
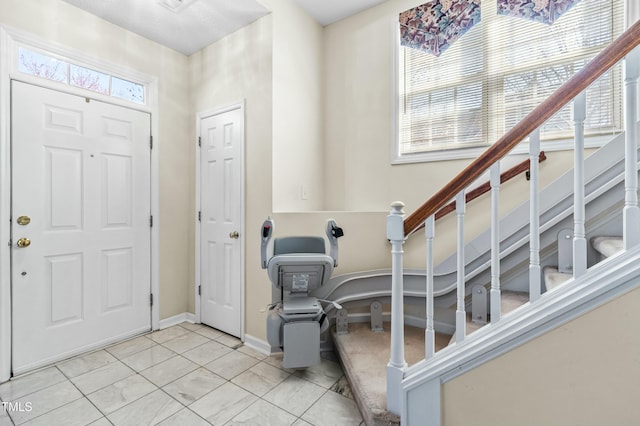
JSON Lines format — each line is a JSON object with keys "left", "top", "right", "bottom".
{"left": 243, "top": 334, "right": 274, "bottom": 356}
{"left": 159, "top": 312, "right": 196, "bottom": 330}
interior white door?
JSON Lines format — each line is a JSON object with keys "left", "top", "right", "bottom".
{"left": 11, "top": 81, "right": 152, "bottom": 374}
{"left": 199, "top": 106, "right": 244, "bottom": 337}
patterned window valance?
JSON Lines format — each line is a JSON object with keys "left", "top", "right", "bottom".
{"left": 497, "top": 0, "right": 582, "bottom": 25}
{"left": 399, "top": 0, "right": 481, "bottom": 57}
{"left": 400, "top": 0, "right": 582, "bottom": 56}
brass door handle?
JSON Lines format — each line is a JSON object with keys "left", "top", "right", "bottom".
{"left": 229, "top": 231, "right": 239, "bottom": 239}
{"left": 17, "top": 238, "right": 31, "bottom": 248}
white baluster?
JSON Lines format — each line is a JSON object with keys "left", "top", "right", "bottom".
{"left": 386, "top": 202, "right": 406, "bottom": 416}
{"left": 425, "top": 215, "right": 435, "bottom": 359}
{"left": 455, "top": 191, "right": 466, "bottom": 343}
{"left": 573, "top": 91, "right": 587, "bottom": 277}
{"left": 490, "top": 163, "right": 501, "bottom": 322}
{"left": 624, "top": 46, "right": 640, "bottom": 249}
{"left": 529, "top": 130, "right": 541, "bottom": 302}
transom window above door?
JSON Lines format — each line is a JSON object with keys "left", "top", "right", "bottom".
{"left": 17, "top": 47, "right": 146, "bottom": 105}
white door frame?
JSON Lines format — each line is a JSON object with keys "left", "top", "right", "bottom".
{"left": 0, "top": 27, "right": 161, "bottom": 382}
{"left": 194, "top": 101, "right": 245, "bottom": 340}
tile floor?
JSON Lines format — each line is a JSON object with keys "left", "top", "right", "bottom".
{"left": 0, "top": 323, "right": 364, "bottom": 425}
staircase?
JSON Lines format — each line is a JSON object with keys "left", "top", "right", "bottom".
{"left": 327, "top": 20, "right": 640, "bottom": 426}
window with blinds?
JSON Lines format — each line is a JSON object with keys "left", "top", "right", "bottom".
{"left": 396, "top": 0, "right": 625, "bottom": 162}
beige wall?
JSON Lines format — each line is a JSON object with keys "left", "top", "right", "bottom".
{"left": 270, "top": 0, "right": 325, "bottom": 212}
{"left": 442, "top": 286, "right": 640, "bottom": 425}
{"left": 0, "top": 0, "right": 191, "bottom": 320}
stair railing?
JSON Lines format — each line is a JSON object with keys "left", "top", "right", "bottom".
{"left": 386, "top": 19, "right": 640, "bottom": 418}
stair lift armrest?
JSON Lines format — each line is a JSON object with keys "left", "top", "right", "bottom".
{"left": 325, "top": 219, "right": 344, "bottom": 267}
{"left": 260, "top": 218, "right": 274, "bottom": 269}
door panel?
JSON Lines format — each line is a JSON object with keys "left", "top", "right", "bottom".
{"left": 11, "top": 81, "right": 151, "bottom": 374}
{"left": 200, "top": 107, "right": 243, "bottom": 337}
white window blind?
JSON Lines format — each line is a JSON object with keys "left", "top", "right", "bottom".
{"left": 397, "top": 0, "right": 625, "bottom": 161}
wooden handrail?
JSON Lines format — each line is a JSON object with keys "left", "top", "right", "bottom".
{"left": 434, "top": 151, "right": 547, "bottom": 221}
{"left": 404, "top": 19, "right": 640, "bottom": 237}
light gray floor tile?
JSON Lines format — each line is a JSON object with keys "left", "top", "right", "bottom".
{"left": 107, "top": 389, "right": 182, "bottom": 426}
{"left": 139, "top": 356, "right": 198, "bottom": 387}
{"left": 71, "top": 361, "right": 135, "bottom": 395}
{"left": 302, "top": 391, "right": 363, "bottom": 426}
{"left": 105, "top": 336, "right": 156, "bottom": 360}
{"left": 189, "top": 382, "right": 257, "bottom": 425}
{"left": 8, "top": 381, "right": 82, "bottom": 425}
{"left": 294, "top": 358, "right": 344, "bottom": 389}
{"left": 178, "top": 323, "right": 204, "bottom": 332}
{"left": 231, "top": 361, "right": 290, "bottom": 396}
{"left": 0, "top": 410, "right": 12, "bottom": 426}
{"left": 147, "top": 326, "right": 189, "bottom": 344}
{"left": 237, "top": 345, "right": 268, "bottom": 361}
{"left": 21, "top": 397, "right": 102, "bottom": 426}
{"left": 192, "top": 326, "right": 223, "bottom": 340}
{"left": 87, "top": 374, "right": 156, "bottom": 415}
{"left": 292, "top": 419, "right": 313, "bottom": 426}
{"left": 227, "top": 399, "right": 297, "bottom": 425}
{"left": 156, "top": 407, "right": 210, "bottom": 426}
{"left": 263, "top": 375, "right": 326, "bottom": 417}
{"left": 162, "top": 367, "right": 226, "bottom": 405}
{"left": 161, "top": 332, "right": 208, "bottom": 354}
{"left": 57, "top": 350, "right": 118, "bottom": 379}
{"left": 204, "top": 351, "right": 259, "bottom": 380}
{"left": 215, "top": 334, "right": 242, "bottom": 349}
{"left": 120, "top": 345, "right": 175, "bottom": 372}
{"left": 181, "top": 341, "right": 232, "bottom": 366}
{"left": 0, "top": 367, "right": 66, "bottom": 401}
{"left": 88, "top": 418, "right": 111, "bottom": 426}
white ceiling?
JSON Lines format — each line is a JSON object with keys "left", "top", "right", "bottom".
{"left": 295, "top": 0, "right": 388, "bottom": 26}
{"left": 61, "top": 0, "right": 389, "bottom": 56}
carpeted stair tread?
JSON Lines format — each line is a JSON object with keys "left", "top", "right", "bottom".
{"left": 543, "top": 266, "right": 572, "bottom": 290}
{"left": 332, "top": 323, "right": 450, "bottom": 426}
{"left": 591, "top": 236, "right": 623, "bottom": 258}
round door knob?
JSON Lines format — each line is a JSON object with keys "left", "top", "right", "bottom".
{"left": 17, "top": 238, "right": 31, "bottom": 248}
{"left": 229, "top": 231, "right": 239, "bottom": 239}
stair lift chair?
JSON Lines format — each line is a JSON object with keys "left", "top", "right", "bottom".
{"left": 261, "top": 218, "right": 344, "bottom": 369}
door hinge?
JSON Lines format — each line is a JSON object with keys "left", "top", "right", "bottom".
{"left": 198, "top": 211, "right": 201, "bottom": 222}
{"left": 150, "top": 215, "right": 153, "bottom": 227}
{"left": 150, "top": 135, "right": 153, "bottom": 149}
{"left": 150, "top": 293, "right": 154, "bottom": 306}
{"left": 198, "top": 285, "right": 201, "bottom": 296}
{"left": 198, "top": 136, "right": 201, "bottom": 147}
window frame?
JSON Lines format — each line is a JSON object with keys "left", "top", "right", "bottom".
{"left": 392, "top": 1, "right": 625, "bottom": 165}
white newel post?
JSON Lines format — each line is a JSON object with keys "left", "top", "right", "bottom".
{"left": 387, "top": 201, "right": 407, "bottom": 416}
{"left": 425, "top": 215, "right": 435, "bottom": 359}
{"left": 624, "top": 47, "right": 640, "bottom": 249}
{"left": 490, "top": 163, "right": 501, "bottom": 322}
{"left": 573, "top": 91, "right": 587, "bottom": 277}
{"left": 529, "top": 130, "right": 541, "bottom": 302}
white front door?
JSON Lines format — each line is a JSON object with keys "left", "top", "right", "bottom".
{"left": 199, "top": 106, "right": 244, "bottom": 338}
{"left": 11, "top": 81, "right": 152, "bottom": 374}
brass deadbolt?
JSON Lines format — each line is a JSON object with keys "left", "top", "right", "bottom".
{"left": 16, "top": 216, "right": 31, "bottom": 226}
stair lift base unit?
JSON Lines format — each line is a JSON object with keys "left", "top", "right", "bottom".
{"left": 261, "top": 218, "right": 343, "bottom": 369}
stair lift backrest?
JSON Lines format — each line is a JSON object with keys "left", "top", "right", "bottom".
{"left": 268, "top": 236, "right": 334, "bottom": 293}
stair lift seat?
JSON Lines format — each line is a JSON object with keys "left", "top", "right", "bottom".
{"left": 261, "top": 219, "right": 343, "bottom": 369}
